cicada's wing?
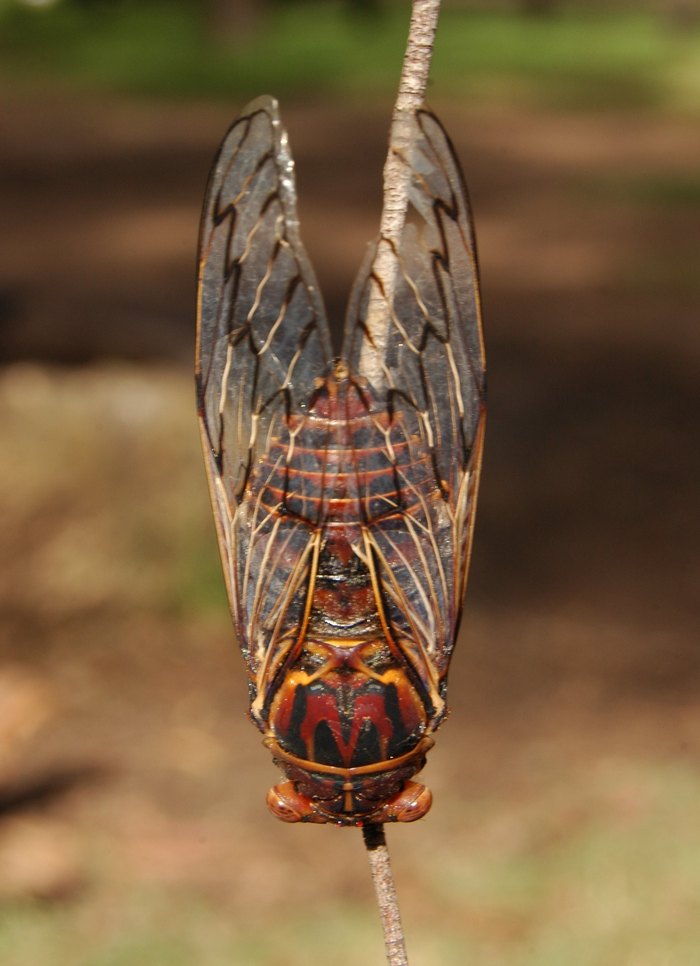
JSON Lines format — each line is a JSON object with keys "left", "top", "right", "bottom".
{"left": 196, "top": 97, "right": 332, "bottom": 680}
{"left": 343, "top": 108, "right": 486, "bottom": 683}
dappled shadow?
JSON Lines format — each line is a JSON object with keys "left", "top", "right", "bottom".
{"left": 0, "top": 762, "right": 110, "bottom": 819}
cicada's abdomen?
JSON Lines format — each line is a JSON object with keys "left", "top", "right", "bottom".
{"left": 244, "top": 366, "right": 441, "bottom": 824}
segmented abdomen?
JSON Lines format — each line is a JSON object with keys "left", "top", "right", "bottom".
{"left": 252, "top": 370, "right": 437, "bottom": 529}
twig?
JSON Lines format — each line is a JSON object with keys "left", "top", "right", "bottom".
{"left": 363, "top": 822, "right": 409, "bottom": 966}
{"left": 359, "top": 0, "right": 442, "bottom": 385}
{"left": 202, "top": 0, "right": 445, "bottom": 959}
{"left": 361, "top": 4, "right": 443, "bottom": 954}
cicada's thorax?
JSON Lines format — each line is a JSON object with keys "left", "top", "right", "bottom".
{"left": 245, "top": 364, "right": 440, "bottom": 824}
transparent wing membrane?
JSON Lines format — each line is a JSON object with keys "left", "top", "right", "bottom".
{"left": 343, "top": 108, "right": 486, "bottom": 674}
{"left": 197, "top": 96, "right": 331, "bottom": 502}
{"left": 196, "top": 97, "right": 332, "bottom": 671}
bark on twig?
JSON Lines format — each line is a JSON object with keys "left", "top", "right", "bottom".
{"left": 363, "top": 823, "right": 409, "bottom": 966}
{"left": 359, "top": 0, "right": 442, "bottom": 386}
{"left": 360, "top": 4, "right": 443, "bottom": 956}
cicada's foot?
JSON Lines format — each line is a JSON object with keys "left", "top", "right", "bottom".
{"left": 370, "top": 780, "right": 433, "bottom": 823}
{"left": 266, "top": 781, "right": 330, "bottom": 824}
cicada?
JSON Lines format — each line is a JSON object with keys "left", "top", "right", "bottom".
{"left": 196, "top": 98, "right": 485, "bottom": 826}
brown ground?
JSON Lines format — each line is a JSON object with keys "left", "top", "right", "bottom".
{"left": 0, "top": 86, "right": 698, "bottom": 961}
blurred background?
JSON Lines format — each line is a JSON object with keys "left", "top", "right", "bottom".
{"left": 0, "top": 1, "right": 698, "bottom": 963}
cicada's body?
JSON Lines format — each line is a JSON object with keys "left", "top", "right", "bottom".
{"left": 196, "top": 98, "right": 485, "bottom": 825}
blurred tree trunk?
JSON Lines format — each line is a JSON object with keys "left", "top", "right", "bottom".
{"left": 206, "top": 0, "right": 268, "bottom": 45}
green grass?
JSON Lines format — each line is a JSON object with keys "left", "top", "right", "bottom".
{"left": 435, "top": 765, "right": 700, "bottom": 964}
{"left": 0, "top": 895, "right": 385, "bottom": 966}
{"left": 1, "top": 1, "right": 699, "bottom": 111}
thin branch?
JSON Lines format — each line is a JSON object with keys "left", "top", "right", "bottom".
{"left": 359, "top": 10, "right": 443, "bottom": 953}
{"left": 363, "top": 822, "right": 409, "bottom": 966}
{"left": 359, "top": 0, "right": 442, "bottom": 385}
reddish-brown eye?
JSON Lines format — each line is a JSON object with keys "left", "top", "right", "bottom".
{"left": 379, "top": 781, "right": 433, "bottom": 823}
{"left": 266, "top": 782, "right": 306, "bottom": 823}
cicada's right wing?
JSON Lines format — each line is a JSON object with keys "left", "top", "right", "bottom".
{"left": 343, "top": 108, "right": 486, "bottom": 693}
{"left": 196, "top": 97, "right": 332, "bottom": 680}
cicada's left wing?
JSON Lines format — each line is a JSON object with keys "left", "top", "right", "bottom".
{"left": 343, "top": 108, "right": 486, "bottom": 686}
{"left": 196, "top": 97, "right": 332, "bottom": 681}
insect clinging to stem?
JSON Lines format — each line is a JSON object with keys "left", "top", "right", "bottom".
{"left": 195, "top": 95, "right": 485, "bottom": 827}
